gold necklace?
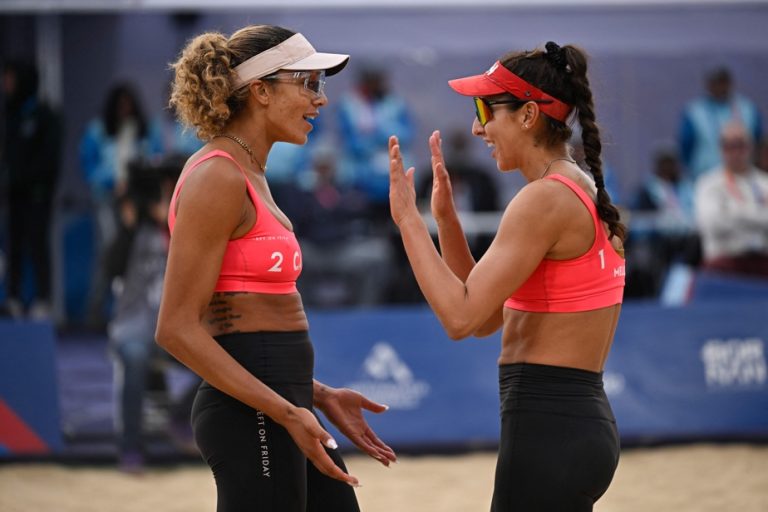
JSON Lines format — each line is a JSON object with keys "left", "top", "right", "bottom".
{"left": 215, "top": 134, "right": 267, "bottom": 173}
{"left": 539, "top": 156, "right": 576, "bottom": 179}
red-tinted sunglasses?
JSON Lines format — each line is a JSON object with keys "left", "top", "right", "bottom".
{"left": 473, "top": 96, "right": 554, "bottom": 126}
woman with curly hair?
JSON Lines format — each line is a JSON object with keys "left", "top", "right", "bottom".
{"left": 156, "top": 24, "right": 395, "bottom": 511}
{"left": 389, "top": 42, "right": 626, "bottom": 511}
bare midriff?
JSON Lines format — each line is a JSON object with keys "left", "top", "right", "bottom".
{"left": 500, "top": 304, "right": 622, "bottom": 372}
{"left": 202, "top": 292, "right": 308, "bottom": 337}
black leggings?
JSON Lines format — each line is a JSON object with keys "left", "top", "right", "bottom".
{"left": 492, "top": 363, "right": 620, "bottom": 512}
{"left": 191, "top": 331, "right": 359, "bottom": 512}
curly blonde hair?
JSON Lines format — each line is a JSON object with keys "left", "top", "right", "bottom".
{"left": 169, "top": 25, "right": 295, "bottom": 141}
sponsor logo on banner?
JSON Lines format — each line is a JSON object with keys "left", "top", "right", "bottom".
{"left": 700, "top": 338, "right": 767, "bottom": 388}
{"left": 345, "top": 342, "right": 430, "bottom": 410}
{"left": 603, "top": 371, "right": 626, "bottom": 396}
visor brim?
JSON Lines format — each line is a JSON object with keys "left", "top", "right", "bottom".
{"left": 448, "top": 74, "right": 507, "bottom": 97}
{"left": 282, "top": 52, "right": 350, "bottom": 76}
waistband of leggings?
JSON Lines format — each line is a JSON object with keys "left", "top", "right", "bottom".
{"left": 212, "top": 330, "right": 314, "bottom": 385}
{"left": 498, "top": 362, "right": 613, "bottom": 420}
{"left": 499, "top": 362, "right": 603, "bottom": 384}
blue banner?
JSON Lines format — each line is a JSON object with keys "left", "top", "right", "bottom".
{"left": 605, "top": 301, "right": 768, "bottom": 440}
{"left": 311, "top": 300, "right": 768, "bottom": 449}
{"left": 311, "top": 306, "right": 501, "bottom": 448}
{"left": 1, "top": 295, "right": 765, "bottom": 456}
{"left": 0, "top": 320, "right": 62, "bottom": 455}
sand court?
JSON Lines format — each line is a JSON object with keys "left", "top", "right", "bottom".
{"left": 1, "top": 443, "right": 766, "bottom": 512}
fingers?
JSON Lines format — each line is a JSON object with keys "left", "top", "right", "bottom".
{"left": 388, "top": 134, "right": 399, "bottom": 152}
{"left": 351, "top": 433, "right": 389, "bottom": 466}
{"left": 307, "top": 419, "right": 338, "bottom": 450}
{"left": 429, "top": 130, "right": 443, "bottom": 162}
{"left": 405, "top": 166, "right": 416, "bottom": 186}
{"left": 309, "top": 442, "right": 361, "bottom": 486}
{"left": 350, "top": 417, "right": 397, "bottom": 465}
{"left": 390, "top": 141, "right": 415, "bottom": 188}
{"left": 308, "top": 421, "right": 359, "bottom": 484}
{"left": 365, "top": 426, "right": 396, "bottom": 458}
{"left": 389, "top": 136, "right": 406, "bottom": 175}
{"left": 353, "top": 432, "right": 396, "bottom": 467}
{"left": 429, "top": 132, "right": 451, "bottom": 191}
{"left": 287, "top": 408, "right": 360, "bottom": 486}
{"left": 360, "top": 395, "right": 389, "bottom": 414}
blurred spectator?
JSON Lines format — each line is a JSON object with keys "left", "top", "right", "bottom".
{"left": 417, "top": 129, "right": 499, "bottom": 258}
{"left": 275, "top": 146, "right": 392, "bottom": 307}
{"left": 626, "top": 148, "right": 700, "bottom": 297}
{"left": 157, "top": 79, "right": 202, "bottom": 159}
{"left": 757, "top": 137, "right": 768, "bottom": 174}
{"left": 80, "top": 82, "right": 163, "bottom": 327}
{"left": 265, "top": 115, "right": 326, "bottom": 186}
{"left": 107, "top": 156, "right": 195, "bottom": 472}
{"left": 679, "top": 67, "right": 763, "bottom": 179}
{"left": 265, "top": 141, "right": 313, "bottom": 184}
{"left": 694, "top": 122, "right": 768, "bottom": 278}
{"left": 337, "top": 65, "right": 415, "bottom": 222}
{"left": 633, "top": 148, "right": 697, "bottom": 234}
{"left": 0, "top": 60, "right": 62, "bottom": 319}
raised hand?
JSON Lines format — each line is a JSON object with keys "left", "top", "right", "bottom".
{"left": 318, "top": 387, "right": 397, "bottom": 467}
{"left": 281, "top": 406, "right": 360, "bottom": 486}
{"left": 428, "top": 130, "right": 457, "bottom": 223}
{"left": 389, "top": 135, "right": 419, "bottom": 227}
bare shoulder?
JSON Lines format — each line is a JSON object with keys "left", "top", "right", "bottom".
{"left": 173, "top": 151, "right": 249, "bottom": 237}
{"left": 503, "top": 177, "right": 585, "bottom": 223}
{"left": 178, "top": 151, "right": 247, "bottom": 201}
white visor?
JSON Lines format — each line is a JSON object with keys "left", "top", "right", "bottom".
{"left": 233, "top": 33, "right": 349, "bottom": 89}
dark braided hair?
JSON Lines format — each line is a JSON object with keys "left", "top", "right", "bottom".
{"left": 498, "top": 42, "right": 626, "bottom": 241}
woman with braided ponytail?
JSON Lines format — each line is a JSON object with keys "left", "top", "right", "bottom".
{"left": 156, "top": 24, "right": 396, "bottom": 511}
{"left": 389, "top": 42, "right": 625, "bottom": 510}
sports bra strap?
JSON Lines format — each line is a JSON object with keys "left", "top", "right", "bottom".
{"left": 169, "top": 150, "right": 263, "bottom": 228}
{"left": 543, "top": 174, "right": 602, "bottom": 247}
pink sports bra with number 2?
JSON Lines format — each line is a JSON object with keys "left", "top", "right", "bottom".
{"left": 168, "top": 150, "right": 302, "bottom": 294}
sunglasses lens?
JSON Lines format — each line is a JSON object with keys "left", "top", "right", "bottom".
{"left": 473, "top": 97, "right": 491, "bottom": 126}
{"left": 307, "top": 78, "right": 325, "bottom": 95}
{"left": 304, "top": 71, "right": 326, "bottom": 96}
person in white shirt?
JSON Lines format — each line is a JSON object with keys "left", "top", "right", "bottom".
{"left": 694, "top": 121, "right": 768, "bottom": 278}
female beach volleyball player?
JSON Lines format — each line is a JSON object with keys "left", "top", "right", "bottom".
{"left": 389, "top": 42, "right": 625, "bottom": 511}
{"left": 155, "top": 24, "right": 396, "bottom": 511}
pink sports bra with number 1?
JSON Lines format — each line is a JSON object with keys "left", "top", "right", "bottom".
{"left": 504, "top": 174, "right": 625, "bottom": 313}
{"left": 168, "top": 150, "right": 302, "bottom": 294}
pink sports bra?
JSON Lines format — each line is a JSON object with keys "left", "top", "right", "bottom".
{"left": 168, "top": 150, "right": 302, "bottom": 294}
{"left": 504, "top": 174, "right": 625, "bottom": 313}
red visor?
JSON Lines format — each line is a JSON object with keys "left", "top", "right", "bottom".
{"left": 448, "top": 61, "right": 572, "bottom": 123}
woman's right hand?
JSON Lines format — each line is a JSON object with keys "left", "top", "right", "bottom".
{"left": 280, "top": 406, "right": 360, "bottom": 487}
{"left": 428, "top": 130, "right": 457, "bottom": 223}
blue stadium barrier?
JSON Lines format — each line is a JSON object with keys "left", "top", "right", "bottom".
{"left": 690, "top": 271, "right": 768, "bottom": 303}
{"left": 312, "top": 299, "right": 768, "bottom": 449}
{"left": 0, "top": 289, "right": 765, "bottom": 457}
{"left": 0, "top": 320, "right": 62, "bottom": 455}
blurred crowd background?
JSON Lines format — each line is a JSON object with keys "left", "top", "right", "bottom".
{"left": 2, "top": 3, "right": 767, "bottom": 327}
{"left": 1, "top": 1, "right": 767, "bottom": 473}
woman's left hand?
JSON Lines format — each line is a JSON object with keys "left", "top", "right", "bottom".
{"left": 317, "top": 386, "right": 397, "bottom": 466}
{"left": 389, "top": 135, "right": 419, "bottom": 227}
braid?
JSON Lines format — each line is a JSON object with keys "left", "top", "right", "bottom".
{"left": 499, "top": 43, "right": 627, "bottom": 241}
{"left": 564, "top": 48, "right": 627, "bottom": 241}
